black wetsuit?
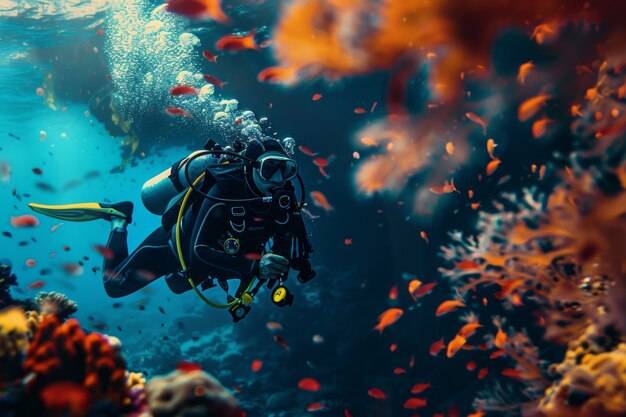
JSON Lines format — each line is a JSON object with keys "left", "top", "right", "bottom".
{"left": 101, "top": 164, "right": 313, "bottom": 298}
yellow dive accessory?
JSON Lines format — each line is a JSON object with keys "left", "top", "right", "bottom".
{"left": 175, "top": 171, "right": 256, "bottom": 309}
{"left": 271, "top": 284, "right": 294, "bottom": 307}
{"left": 28, "top": 202, "right": 127, "bottom": 222}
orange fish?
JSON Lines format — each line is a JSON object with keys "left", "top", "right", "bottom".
{"left": 413, "top": 281, "right": 436, "bottom": 298}
{"left": 373, "top": 308, "right": 403, "bottom": 334}
{"left": 408, "top": 279, "right": 423, "bottom": 302}
{"left": 344, "top": 238, "right": 352, "bottom": 245}
{"left": 486, "top": 138, "right": 497, "bottom": 159}
{"left": 532, "top": 118, "right": 553, "bottom": 138}
{"left": 354, "top": 107, "right": 367, "bottom": 114}
{"left": 93, "top": 244, "right": 114, "bottom": 260}
{"left": 458, "top": 321, "right": 482, "bottom": 339}
{"left": 466, "top": 361, "right": 477, "bottom": 371}
{"left": 251, "top": 359, "right": 263, "bottom": 372}
{"left": 420, "top": 230, "right": 429, "bottom": 243}
{"left": 62, "top": 263, "right": 83, "bottom": 276}
{"left": 486, "top": 159, "right": 501, "bottom": 176}
{"left": 502, "top": 368, "right": 522, "bottom": 378}
{"left": 306, "top": 402, "right": 325, "bottom": 412}
{"left": 10, "top": 215, "right": 39, "bottom": 228}
{"left": 489, "top": 350, "right": 506, "bottom": 359}
{"left": 257, "top": 66, "right": 298, "bottom": 84}
{"left": 310, "top": 191, "right": 333, "bottom": 211}
{"left": 202, "top": 74, "right": 225, "bottom": 88}
{"left": 429, "top": 179, "right": 459, "bottom": 194}
{"left": 96, "top": 29, "right": 104, "bottom": 35}
{"left": 517, "top": 61, "right": 534, "bottom": 84}
{"left": 446, "top": 334, "right": 467, "bottom": 358}
{"left": 404, "top": 398, "right": 427, "bottom": 409}
{"left": 410, "top": 382, "right": 431, "bottom": 394}
{"left": 167, "top": 0, "right": 230, "bottom": 22}
{"left": 298, "top": 145, "right": 318, "bottom": 156}
{"left": 409, "top": 355, "right": 415, "bottom": 368}
{"left": 478, "top": 368, "right": 488, "bottom": 379}
{"left": 393, "top": 368, "right": 406, "bottom": 374}
{"left": 313, "top": 157, "right": 329, "bottom": 167}
{"left": 388, "top": 285, "right": 398, "bottom": 301}
{"left": 494, "top": 327, "right": 508, "bottom": 348}
{"left": 27, "top": 280, "right": 45, "bottom": 289}
{"left": 468, "top": 410, "right": 485, "bottom": 417}
{"left": 390, "top": 343, "right": 397, "bottom": 352}
{"left": 169, "top": 85, "right": 198, "bottom": 96}
{"left": 215, "top": 29, "right": 259, "bottom": 51}
{"left": 274, "top": 335, "right": 289, "bottom": 350}
{"left": 518, "top": 94, "right": 552, "bottom": 121}
{"left": 202, "top": 49, "right": 218, "bottom": 62}
{"left": 266, "top": 322, "right": 283, "bottom": 330}
{"left": 367, "top": 388, "right": 386, "bottom": 399}
{"left": 298, "top": 378, "right": 320, "bottom": 392}
{"left": 312, "top": 93, "right": 322, "bottom": 101}
{"left": 466, "top": 112, "right": 487, "bottom": 135}
{"left": 435, "top": 300, "right": 466, "bottom": 317}
{"left": 429, "top": 338, "right": 446, "bottom": 356}
{"left": 165, "top": 107, "right": 192, "bottom": 118}
{"left": 445, "top": 141, "right": 455, "bottom": 155}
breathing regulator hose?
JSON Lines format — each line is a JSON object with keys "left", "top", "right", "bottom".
{"left": 175, "top": 171, "right": 256, "bottom": 309}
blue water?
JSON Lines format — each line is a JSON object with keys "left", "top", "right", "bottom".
{"left": 0, "top": 1, "right": 282, "bottom": 368}
{"left": 0, "top": 2, "right": 428, "bottom": 416}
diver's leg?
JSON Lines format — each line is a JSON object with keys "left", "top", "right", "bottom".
{"left": 102, "top": 226, "right": 178, "bottom": 298}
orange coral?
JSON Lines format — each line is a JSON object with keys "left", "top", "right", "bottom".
{"left": 270, "top": 0, "right": 626, "bottom": 101}
{"left": 23, "top": 315, "right": 128, "bottom": 415}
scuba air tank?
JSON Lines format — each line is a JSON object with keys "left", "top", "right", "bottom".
{"left": 141, "top": 139, "right": 222, "bottom": 215}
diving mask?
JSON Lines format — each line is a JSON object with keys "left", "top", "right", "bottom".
{"left": 257, "top": 155, "right": 298, "bottom": 181}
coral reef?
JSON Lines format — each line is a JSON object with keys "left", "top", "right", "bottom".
{"left": 21, "top": 315, "right": 128, "bottom": 415}
{"left": 145, "top": 369, "right": 244, "bottom": 417}
{"left": 435, "top": 45, "right": 626, "bottom": 415}
{"left": 537, "top": 324, "right": 626, "bottom": 417}
{"left": 0, "top": 304, "right": 245, "bottom": 417}
{"left": 35, "top": 291, "right": 78, "bottom": 321}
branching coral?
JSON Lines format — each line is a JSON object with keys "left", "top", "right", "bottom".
{"left": 436, "top": 49, "right": 626, "bottom": 413}
{"left": 21, "top": 315, "right": 128, "bottom": 415}
{"left": 34, "top": 291, "right": 78, "bottom": 322}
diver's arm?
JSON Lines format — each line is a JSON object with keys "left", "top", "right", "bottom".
{"left": 271, "top": 212, "right": 316, "bottom": 283}
{"left": 190, "top": 196, "right": 259, "bottom": 280}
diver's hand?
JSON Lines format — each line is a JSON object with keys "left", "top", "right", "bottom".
{"left": 258, "top": 253, "right": 289, "bottom": 280}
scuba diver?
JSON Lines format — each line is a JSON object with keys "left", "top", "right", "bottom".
{"left": 28, "top": 138, "right": 316, "bottom": 322}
